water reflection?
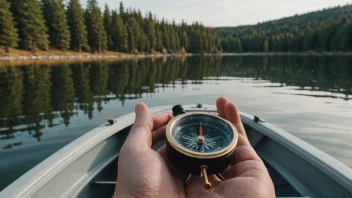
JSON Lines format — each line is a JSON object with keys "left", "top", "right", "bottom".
{"left": 221, "top": 56, "right": 352, "bottom": 100}
{"left": 0, "top": 56, "right": 351, "bottom": 146}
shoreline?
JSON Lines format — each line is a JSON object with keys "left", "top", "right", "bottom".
{"left": 218, "top": 52, "right": 352, "bottom": 56}
{"left": 1, "top": 50, "right": 352, "bottom": 67}
{"left": 0, "top": 52, "right": 191, "bottom": 67}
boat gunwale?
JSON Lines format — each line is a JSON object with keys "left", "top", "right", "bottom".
{"left": 1, "top": 105, "right": 352, "bottom": 197}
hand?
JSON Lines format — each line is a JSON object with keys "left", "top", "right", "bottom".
{"left": 113, "top": 103, "right": 186, "bottom": 198}
{"left": 185, "top": 97, "right": 276, "bottom": 198}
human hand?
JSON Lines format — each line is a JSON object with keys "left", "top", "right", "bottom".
{"left": 185, "top": 97, "right": 275, "bottom": 198}
{"left": 113, "top": 103, "right": 186, "bottom": 198}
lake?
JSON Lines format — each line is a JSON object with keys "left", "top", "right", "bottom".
{"left": 0, "top": 55, "right": 351, "bottom": 191}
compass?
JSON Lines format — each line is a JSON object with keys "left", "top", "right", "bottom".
{"left": 166, "top": 105, "right": 238, "bottom": 189}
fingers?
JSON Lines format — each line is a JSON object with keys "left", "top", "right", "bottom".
{"left": 151, "top": 126, "right": 166, "bottom": 147}
{"left": 224, "top": 101, "right": 247, "bottom": 137}
{"left": 216, "top": 96, "right": 229, "bottom": 118}
{"left": 152, "top": 113, "right": 173, "bottom": 131}
{"left": 125, "top": 103, "right": 173, "bottom": 150}
{"left": 151, "top": 113, "right": 173, "bottom": 147}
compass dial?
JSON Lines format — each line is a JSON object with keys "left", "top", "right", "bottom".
{"left": 170, "top": 113, "right": 234, "bottom": 154}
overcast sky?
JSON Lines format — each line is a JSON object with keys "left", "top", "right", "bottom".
{"left": 91, "top": 0, "right": 351, "bottom": 27}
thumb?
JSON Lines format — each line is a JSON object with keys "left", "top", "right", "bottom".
{"left": 125, "top": 103, "right": 153, "bottom": 150}
{"left": 133, "top": 102, "right": 153, "bottom": 132}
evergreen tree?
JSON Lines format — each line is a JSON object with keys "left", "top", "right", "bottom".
{"left": 42, "top": 0, "right": 70, "bottom": 50}
{"left": 0, "top": 0, "right": 19, "bottom": 52}
{"left": 263, "top": 38, "right": 269, "bottom": 52}
{"left": 155, "top": 24, "right": 163, "bottom": 51}
{"left": 85, "top": 0, "right": 107, "bottom": 53}
{"left": 127, "top": 25, "right": 136, "bottom": 52}
{"left": 67, "top": 0, "right": 89, "bottom": 52}
{"left": 12, "top": 0, "right": 49, "bottom": 51}
{"left": 101, "top": 30, "right": 108, "bottom": 51}
{"left": 235, "top": 38, "right": 242, "bottom": 52}
{"left": 170, "top": 27, "right": 177, "bottom": 52}
{"left": 145, "top": 12, "right": 157, "bottom": 52}
{"left": 127, "top": 17, "right": 141, "bottom": 52}
{"left": 303, "top": 26, "right": 315, "bottom": 51}
{"left": 103, "top": 4, "right": 113, "bottom": 50}
{"left": 161, "top": 20, "right": 170, "bottom": 52}
{"left": 119, "top": 2, "right": 125, "bottom": 19}
{"left": 110, "top": 11, "right": 128, "bottom": 52}
{"left": 180, "top": 30, "right": 189, "bottom": 52}
{"left": 331, "top": 17, "right": 350, "bottom": 51}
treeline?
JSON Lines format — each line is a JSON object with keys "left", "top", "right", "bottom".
{"left": 0, "top": 0, "right": 221, "bottom": 54}
{"left": 215, "top": 4, "right": 352, "bottom": 53}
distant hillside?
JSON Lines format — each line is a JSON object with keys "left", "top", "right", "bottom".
{"left": 214, "top": 4, "right": 352, "bottom": 53}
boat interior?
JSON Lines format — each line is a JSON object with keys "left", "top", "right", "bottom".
{"left": 2, "top": 107, "right": 351, "bottom": 198}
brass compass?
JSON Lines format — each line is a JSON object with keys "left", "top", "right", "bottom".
{"left": 166, "top": 105, "right": 238, "bottom": 189}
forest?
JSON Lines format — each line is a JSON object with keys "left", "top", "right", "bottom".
{"left": 0, "top": 0, "right": 221, "bottom": 54}
{"left": 215, "top": 4, "right": 352, "bottom": 53}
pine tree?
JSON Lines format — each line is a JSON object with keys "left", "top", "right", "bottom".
{"left": 103, "top": 4, "right": 113, "bottom": 50}
{"left": 170, "top": 27, "right": 177, "bottom": 53}
{"left": 331, "top": 17, "right": 350, "bottom": 51}
{"left": 145, "top": 12, "right": 157, "bottom": 52}
{"left": 102, "top": 31, "right": 108, "bottom": 51}
{"left": 67, "top": 0, "right": 88, "bottom": 52}
{"left": 128, "top": 17, "right": 141, "bottom": 52}
{"left": 85, "top": 0, "right": 107, "bottom": 53}
{"left": 42, "top": 0, "right": 70, "bottom": 50}
{"left": 161, "top": 20, "right": 170, "bottom": 53}
{"left": 110, "top": 11, "right": 128, "bottom": 52}
{"left": 235, "top": 38, "right": 242, "bottom": 52}
{"left": 127, "top": 25, "right": 136, "bottom": 52}
{"left": 12, "top": 0, "right": 49, "bottom": 51}
{"left": 263, "top": 38, "right": 269, "bottom": 52}
{"left": 119, "top": 2, "right": 125, "bottom": 21}
{"left": 0, "top": 0, "right": 19, "bottom": 52}
{"left": 303, "top": 26, "right": 315, "bottom": 51}
{"left": 180, "top": 30, "right": 188, "bottom": 52}
{"left": 155, "top": 24, "right": 163, "bottom": 51}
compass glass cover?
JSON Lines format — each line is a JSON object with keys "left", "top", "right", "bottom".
{"left": 171, "top": 114, "right": 234, "bottom": 153}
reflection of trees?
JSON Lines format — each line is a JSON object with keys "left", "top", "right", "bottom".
{"left": 23, "top": 65, "right": 54, "bottom": 141}
{"left": 91, "top": 62, "right": 109, "bottom": 112}
{"left": 1, "top": 56, "right": 351, "bottom": 144}
{"left": 56, "top": 64, "right": 75, "bottom": 126}
{"left": 0, "top": 67, "right": 24, "bottom": 140}
{"left": 73, "top": 63, "right": 94, "bottom": 119}
{"left": 221, "top": 56, "right": 352, "bottom": 100}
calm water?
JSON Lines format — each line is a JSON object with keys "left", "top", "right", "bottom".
{"left": 0, "top": 56, "right": 351, "bottom": 190}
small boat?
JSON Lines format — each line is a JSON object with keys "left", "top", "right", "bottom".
{"left": 1, "top": 105, "right": 352, "bottom": 198}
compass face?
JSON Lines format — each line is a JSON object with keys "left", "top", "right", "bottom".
{"left": 171, "top": 113, "right": 234, "bottom": 154}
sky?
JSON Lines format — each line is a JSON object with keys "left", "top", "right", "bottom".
{"left": 90, "top": 0, "right": 352, "bottom": 27}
